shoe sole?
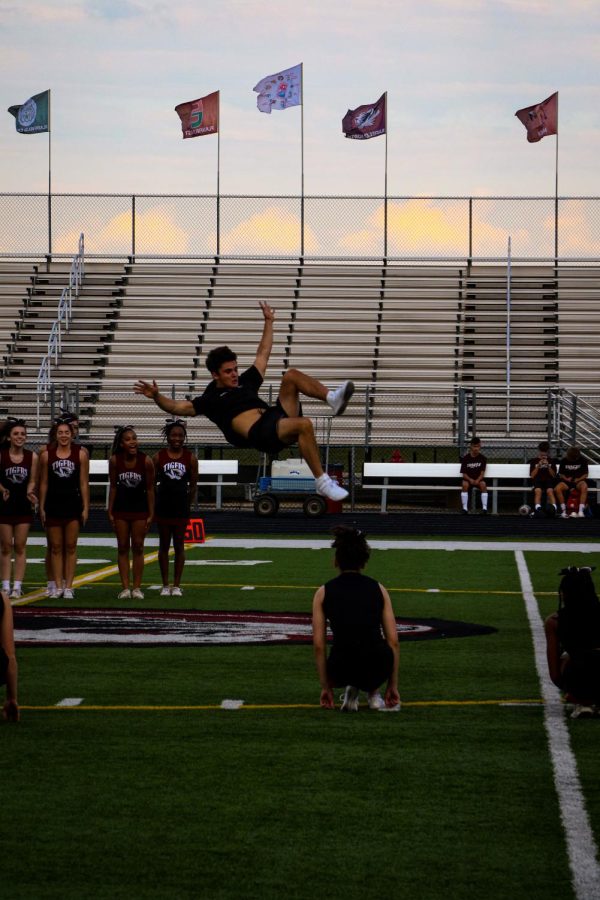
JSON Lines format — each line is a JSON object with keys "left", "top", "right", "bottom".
{"left": 334, "top": 382, "right": 355, "bottom": 417}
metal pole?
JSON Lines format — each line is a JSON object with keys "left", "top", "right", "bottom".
{"left": 506, "top": 236, "right": 512, "bottom": 434}
{"left": 132, "top": 195, "right": 136, "bottom": 258}
{"left": 300, "top": 64, "right": 305, "bottom": 260}
{"left": 48, "top": 89, "right": 52, "bottom": 257}
{"left": 383, "top": 92, "right": 388, "bottom": 261}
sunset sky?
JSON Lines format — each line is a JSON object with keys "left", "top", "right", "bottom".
{"left": 1, "top": 0, "right": 599, "bottom": 202}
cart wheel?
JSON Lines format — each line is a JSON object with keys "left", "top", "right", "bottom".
{"left": 254, "top": 494, "right": 279, "bottom": 517}
{"left": 303, "top": 495, "right": 327, "bottom": 518}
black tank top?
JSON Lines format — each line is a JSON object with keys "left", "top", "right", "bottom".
{"left": 323, "top": 572, "right": 385, "bottom": 650}
{"left": 0, "top": 447, "right": 33, "bottom": 517}
{"left": 113, "top": 452, "right": 149, "bottom": 514}
{"left": 155, "top": 448, "right": 192, "bottom": 519}
{"left": 45, "top": 444, "right": 82, "bottom": 519}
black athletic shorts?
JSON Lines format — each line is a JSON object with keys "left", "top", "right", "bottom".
{"left": 247, "top": 400, "right": 290, "bottom": 456}
{"left": 326, "top": 642, "right": 394, "bottom": 693}
{"left": 532, "top": 478, "right": 556, "bottom": 491}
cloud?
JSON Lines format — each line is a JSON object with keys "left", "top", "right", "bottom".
{"left": 221, "top": 206, "right": 317, "bottom": 255}
{"left": 339, "top": 199, "right": 520, "bottom": 257}
{"left": 55, "top": 206, "right": 191, "bottom": 255}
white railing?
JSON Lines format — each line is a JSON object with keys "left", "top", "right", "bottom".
{"left": 36, "top": 234, "right": 85, "bottom": 418}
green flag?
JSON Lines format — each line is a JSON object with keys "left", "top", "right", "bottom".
{"left": 8, "top": 90, "right": 49, "bottom": 134}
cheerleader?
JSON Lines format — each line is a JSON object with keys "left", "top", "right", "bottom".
{"left": 0, "top": 418, "right": 38, "bottom": 600}
{"left": 38, "top": 419, "right": 89, "bottom": 600}
{"left": 108, "top": 426, "right": 154, "bottom": 601}
{"left": 153, "top": 419, "right": 198, "bottom": 597}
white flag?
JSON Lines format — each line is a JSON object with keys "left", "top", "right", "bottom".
{"left": 253, "top": 63, "right": 302, "bottom": 114}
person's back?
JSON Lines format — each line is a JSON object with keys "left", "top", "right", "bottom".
{"left": 323, "top": 571, "right": 385, "bottom": 649}
{"left": 555, "top": 567, "right": 600, "bottom": 710}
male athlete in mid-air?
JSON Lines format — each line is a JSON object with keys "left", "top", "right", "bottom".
{"left": 134, "top": 301, "right": 353, "bottom": 501}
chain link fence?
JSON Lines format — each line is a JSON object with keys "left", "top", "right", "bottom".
{"left": 3, "top": 193, "right": 600, "bottom": 260}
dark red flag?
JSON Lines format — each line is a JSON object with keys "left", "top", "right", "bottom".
{"left": 175, "top": 91, "right": 219, "bottom": 139}
{"left": 342, "top": 93, "right": 386, "bottom": 140}
{"left": 515, "top": 92, "right": 558, "bottom": 143}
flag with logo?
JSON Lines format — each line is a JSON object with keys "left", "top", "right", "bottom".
{"left": 175, "top": 91, "right": 219, "bottom": 139}
{"left": 253, "top": 64, "right": 302, "bottom": 114}
{"left": 515, "top": 92, "right": 558, "bottom": 143}
{"left": 8, "top": 90, "right": 49, "bottom": 134}
{"left": 342, "top": 94, "right": 386, "bottom": 140}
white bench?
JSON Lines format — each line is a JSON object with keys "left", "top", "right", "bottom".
{"left": 362, "top": 462, "right": 600, "bottom": 514}
{"left": 89, "top": 459, "right": 238, "bottom": 510}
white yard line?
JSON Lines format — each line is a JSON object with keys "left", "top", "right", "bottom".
{"left": 515, "top": 550, "right": 600, "bottom": 900}
{"left": 23, "top": 536, "right": 600, "bottom": 552}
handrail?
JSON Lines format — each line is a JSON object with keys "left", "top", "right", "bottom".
{"left": 36, "top": 234, "right": 84, "bottom": 410}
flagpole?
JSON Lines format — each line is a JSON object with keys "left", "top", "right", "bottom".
{"left": 554, "top": 93, "right": 559, "bottom": 265}
{"left": 300, "top": 63, "right": 305, "bottom": 261}
{"left": 48, "top": 88, "right": 52, "bottom": 258}
{"left": 383, "top": 91, "right": 388, "bottom": 263}
{"left": 216, "top": 94, "right": 221, "bottom": 260}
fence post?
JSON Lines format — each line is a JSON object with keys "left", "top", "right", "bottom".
{"left": 468, "top": 197, "right": 473, "bottom": 264}
{"left": 132, "top": 195, "right": 136, "bottom": 259}
{"left": 571, "top": 394, "right": 578, "bottom": 444}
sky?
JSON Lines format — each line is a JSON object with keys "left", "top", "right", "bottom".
{"left": 1, "top": 0, "right": 599, "bottom": 199}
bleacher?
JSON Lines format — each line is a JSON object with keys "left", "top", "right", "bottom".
{"left": 1, "top": 258, "right": 600, "bottom": 450}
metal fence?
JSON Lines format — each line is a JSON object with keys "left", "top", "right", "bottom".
{"left": 2, "top": 193, "right": 600, "bottom": 261}
{"left": 5, "top": 382, "right": 599, "bottom": 459}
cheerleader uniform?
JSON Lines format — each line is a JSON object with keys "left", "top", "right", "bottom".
{"left": 45, "top": 444, "right": 83, "bottom": 526}
{"left": 112, "top": 452, "right": 149, "bottom": 522}
{"left": 154, "top": 448, "right": 193, "bottom": 525}
{"left": 0, "top": 447, "right": 34, "bottom": 525}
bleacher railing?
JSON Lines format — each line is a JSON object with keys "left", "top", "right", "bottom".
{"left": 9, "top": 381, "right": 597, "bottom": 457}
{"left": 3, "top": 194, "right": 600, "bottom": 261}
{"left": 36, "top": 233, "right": 84, "bottom": 423}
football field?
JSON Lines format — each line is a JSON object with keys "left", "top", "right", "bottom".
{"left": 4, "top": 534, "right": 600, "bottom": 899}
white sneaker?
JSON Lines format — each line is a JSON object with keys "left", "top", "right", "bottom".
{"left": 117, "top": 589, "right": 131, "bottom": 600}
{"left": 340, "top": 686, "right": 360, "bottom": 712}
{"left": 571, "top": 704, "right": 595, "bottom": 719}
{"left": 577, "top": 511, "right": 585, "bottom": 518}
{"left": 9, "top": 588, "right": 22, "bottom": 600}
{"left": 315, "top": 473, "right": 348, "bottom": 502}
{"left": 131, "top": 588, "right": 144, "bottom": 600}
{"left": 560, "top": 511, "right": 568, "bottom": 519}
{"left": 62, "top": 588, "right": 74, "bottom": 600}
{"left": 327, "top": 381, "right": 355, "bottom": 416}
{"left": 367, "top": 691, "right": 386, "bottom": 710}
{"left": 170, "top": 586, "right": 182, "bottom": 597}
{"left": 160, "top": 586, "right": 171, "bottom": 596}
{"left": 45, "top": 583, "right": 56, "bottom": 597}
{"left": 49, "top": 590, "right": 63, "bottom": 599}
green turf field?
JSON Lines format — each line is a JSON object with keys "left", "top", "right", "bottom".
{"left": 3, "top": 537, "right": 600, "bottom": 899}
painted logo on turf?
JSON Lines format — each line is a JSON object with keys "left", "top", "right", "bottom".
{"left": 14, "top": 609, "right": 496, "bottom": 646}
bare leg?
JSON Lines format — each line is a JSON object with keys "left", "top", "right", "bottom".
{"left": 172, "top": 522, "right": 187, "bottom": 587}
{"left": 114, "top": 519, "right": 132, "bottom": 589}
{"left": 12, "top": 523, "right": 30, "bottom": 584}
{"left": 131, "top": 520, "right": 147, "bottom": 590}
{"left": 277, "top": 417, "right": 324, "bottom": 478}
{"left": 158, "top": 523, "right": 171, "bottom": 586}
{"left": 63, "top": 519, "right": 80, "bottom": 589}
{"left": 47, "top": 525, "right": 65, "bottom": 588}
{"left": 278, "top": 368, "right": 328, "bottom": 416}
{"left": 0, "top": 524, "right": 13, "bottom": 584}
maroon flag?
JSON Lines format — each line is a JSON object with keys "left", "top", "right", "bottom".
{"left": 175, "top": 91, "right": 219, "bottom": 139}
{"left": 342, "top": 93, "right": 386, "bottom": 140}
{"left": 515, "top": 92, "right": 558, "bottom": 143}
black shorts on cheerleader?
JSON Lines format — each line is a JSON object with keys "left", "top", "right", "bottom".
{"left": 0, "top": 514, "right": 33, "bottom": 525}
{"left": 112, "top": 511, "right": 148, "bottom": 523}
{"left": 155, "top": 516, "right": 188, "bottom": 528}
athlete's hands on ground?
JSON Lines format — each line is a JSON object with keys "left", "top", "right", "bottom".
{"left": 3, "top": 700, "right": 19, "bottom": 722}
{"left": 385, "top": 686, "right": 401, "bottom": 708}
{"left": 320, "top": 687, "right": 335, "bottom": 709}
{"left": 133, "top": 379, "right": 159, "bottom": 400}
{"left": 259, "top": 300, "right": 275, "bottom": 322}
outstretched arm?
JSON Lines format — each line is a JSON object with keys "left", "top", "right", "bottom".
{"left": 253, "top": 301, "right": 275, "bottom": 378}
{"left": 133, "top": 380, "right": 196, "bottom": 418}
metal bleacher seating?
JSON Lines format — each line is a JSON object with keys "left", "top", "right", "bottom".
{"left": 1, "top": 257, "right": 600, "bottom": 450}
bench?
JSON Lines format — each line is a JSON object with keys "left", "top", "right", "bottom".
{"left": 362, "top": 462, "right": 600, "bottom": 514}
{"left": 89, "top": 458, "right": 238, "bottom": 510}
